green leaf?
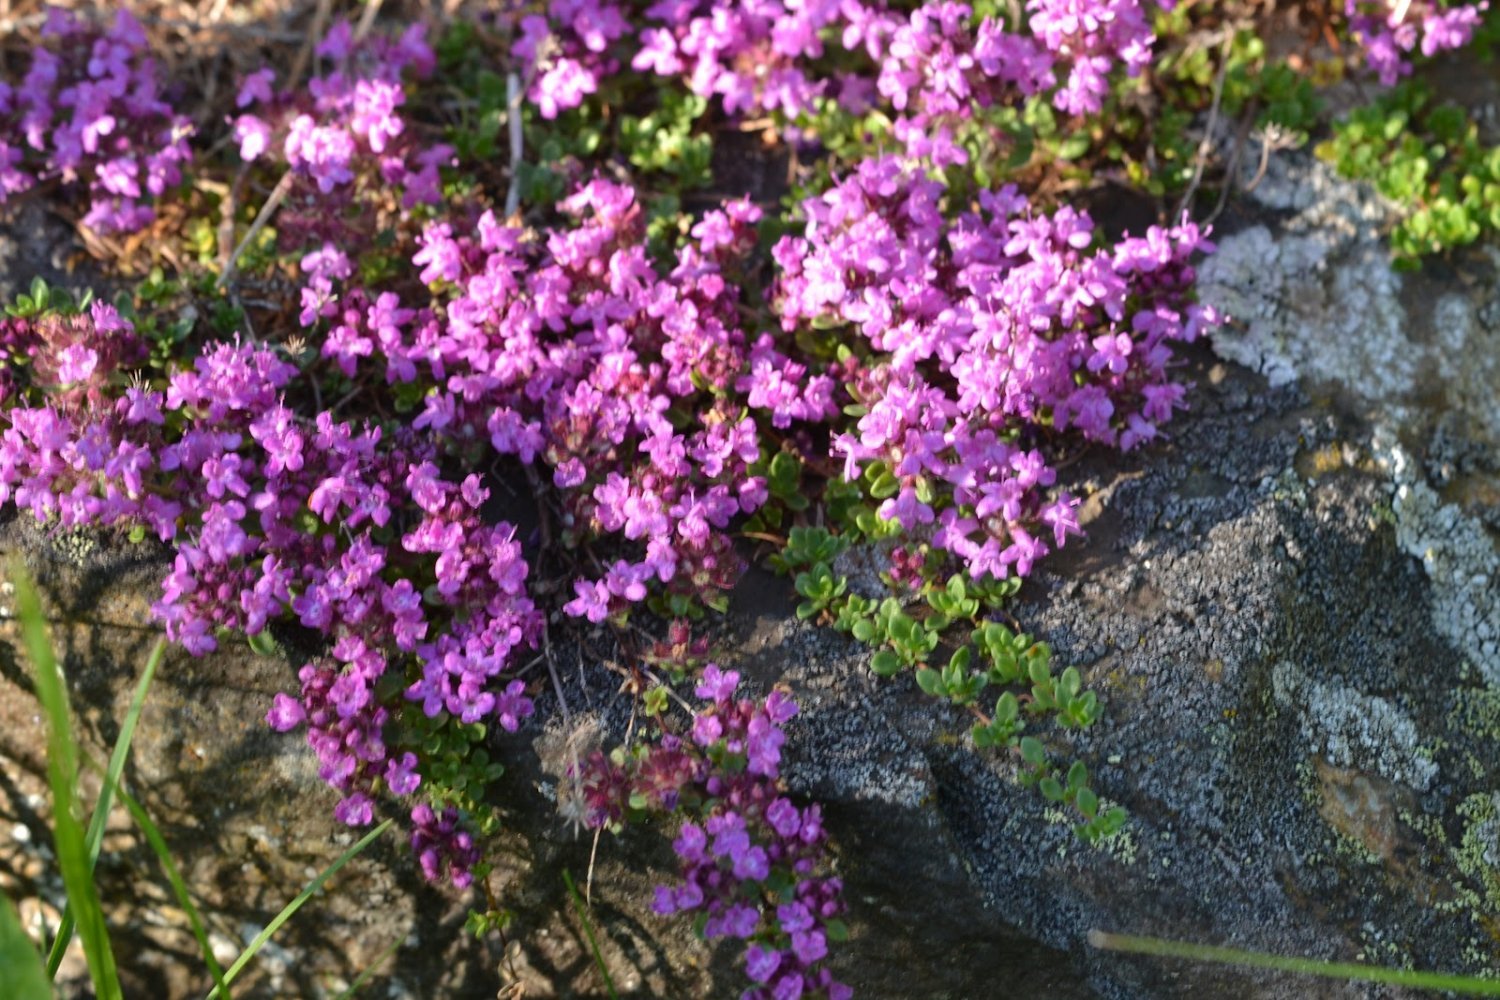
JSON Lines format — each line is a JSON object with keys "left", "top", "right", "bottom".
{"left": 851, "top": 619, "right": 877, "bottom": 644}
{"left": 246, "top": 631, "right": 278, "bottom": 657}
{"left": 562, "top": 870, "right": 620, "bottom": 1000}
{"left": 914, "top": 667, "right": 944, "bottom": 697}
{"left": 0, "top": 892, "right": 50, "bottom": 1000}
{"left": 1076, "top": 787, "right": 1099, "bottom": 819}
{"left": 1068, "top": 760, "right": 1089, "bottom": 791}
{"left": 1039, "top": 776, "right": 1064, "bottom": 801}
{"left": 47, "top": 638, "right": 166, "bottom": 977}
{"left": 1020, "top": 736, "right": 1045, "bottom": 766}
{"left": 948, "top": 646, "right": 972, "bottom": 674}
{"left": 206, "top": 820, "right": 392, "bottom": 999}
{"left": 15, "top": 563, "right": 122, "bottom": 999}
{"left": 823, "top": 918, "right": 850, "bottom": 943}
{"left": 870, "top": 650, "right": 902, "bottom": 677}
{"left": 87, "top": 764, "right": 228, "bottom": 998}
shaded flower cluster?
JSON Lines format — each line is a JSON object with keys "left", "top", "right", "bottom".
{"left": 299, "top": 177, "right": 832, "bottom": 624}
{"left": 580, "top": 667, "right": 850, "bottom": 1000}
{"left": 0, "top": 301, "right": 541, "bottom": 843}
{"left": 1346, "top": 0, "right": 1489, "bottom": 85}
{"left": 775, "top": 155, "right": 1219, "bottom": 580}
{"left": 517, "top": 0, "right": 1171, "bottom": 146}
{"left": 231, "top": 17, "right": 447, "bottom": 209}
{"left": 0, "top": 8, "right": 192, "bottom": 232}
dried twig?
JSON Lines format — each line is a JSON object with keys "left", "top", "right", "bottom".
{"left": 217, "top": 170, "right": 293, "bottom": 295}
{"left": 353, "top": 0, "right": 385, "bottom": 43}
{"left": 286, "top": 0, "right": 333, "bottom": 94}
{"left": 505, "top": 71, "right": 524, "bottom": 219}
{"left": 1175, "top": 31, "right": 1234, "bottom": 220}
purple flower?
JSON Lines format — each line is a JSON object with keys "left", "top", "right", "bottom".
{"left": 745, "top": 944, "right": 782, "bottom": 984}
{"left": 766, "top": 798, "right": 801, "bottom": 839}
{"left": 385, "top": 752, "right": 421, "bottom": 795}
{"left": 55, "top": 344, "right": 98, "bottom": 384}
{"left": 334, "top": 792, "right": 374, "bottom": 826}
{"left": 266, "top": 693, "right": 306, "bottom": 731}
{"left": 694, "top": 664, "right": 739, "bottom": 702}
{"left": 494, "top": 679, "right": 534, "bottom": 732}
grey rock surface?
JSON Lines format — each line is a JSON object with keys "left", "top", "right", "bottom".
{"left": 2, "top": 153, "right": 1499, "bottom": 1000}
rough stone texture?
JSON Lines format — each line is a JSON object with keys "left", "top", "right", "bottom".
{"left": 3, "top": 155, "right": 1500, "bottom": 1000}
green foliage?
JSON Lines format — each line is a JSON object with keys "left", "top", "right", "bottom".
{"left": 95, "top": 771, "right": 230, "bottom": 997}
{"left": 0, "top": 894, "right": 51, "bottom": 1000}
{"left": 914, "top": 646, "right": 987, "bottom": 705}
{"left": 620, "top": 93, "right": 712, "bottom": 188}
{"left": 1318, "top": 81, "right": 1500, "bottom": 264}
{"left": 1090, "top": 930, "right": 1500, "bottom": 995}
{"left": 398, "top": 711, "right": 505, "bottom": 835}
{"left": 925, "top": 574, "right": 980, "bottom": 629}
{"left": 206, "top": 819, "right": 392, "bottom": 1000}
{"left": 563, "top": 869, "right": 621, "bottom": 1000}
{"left": 794, "top": 562, "right": 847, "bottom": 620}
{"left": 46, "top": 638, "right": 167, "bottom": 978}
{"left": 14, "top": 562, "right": 123, "bottom": 1000}
{"left": 4, "top": 277, "right": 92, "bottom": 320}
{"left": 805, "top": 550, "right": 1119, "bottom": 842}
{"left": 770, "top": 525, "right": 848, "bottom": 575}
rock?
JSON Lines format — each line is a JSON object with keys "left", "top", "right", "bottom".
{"left": 2, "top": 148, "right": 1498, "bottom": 1000}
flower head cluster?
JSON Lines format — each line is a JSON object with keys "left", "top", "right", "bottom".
{"left": 0, "top": 301, "right": 541, "bottom": 850}
{"left": 520, "top": 0, "right": 1171, "bottom": 154}
{"left": 581, "top": 666, "right": 850, "bottom": 1000}
{"left": 513, "top": 0, "right": 631, "bottom": 118}
{"left": 297, "top": 176, "right": 832, "bottom": 623}
{"left": 410, "top": 802, "right": 483, "bottom": 888}
{"left": 0, "top": 8, "right": 192, "bottom": 232}
{"left": 231, "top": 18, "right": 445, "bottom": 206}
{"left": 776, "top": 155, "right": 1218, "bottom": 580}
{"left": 1346, "top": 0, "right": 1489, "bottom": 85}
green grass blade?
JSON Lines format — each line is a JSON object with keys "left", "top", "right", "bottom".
{"left": 79, "top": 755, "right": 230, "bottom": 999}
{"left": 0, "top": 892, "right": 52, "bottom": 1000}
{"left": 330, "top": 935, "right": 401, "bottom": 1000}
{"left": 562, "top": 868, "right": 619, "bottom": 1000}
{"left": 205, "top": 818, "right": 392, "bottom": 1000}
{"left": 46, "top": 637, "right": 166, "bottom": 976}
{"left": 13, "top": 562, "right": 122, "bottom": 999}
{"left": 1088, "top": 930, "right": 1500, "bottom": 995}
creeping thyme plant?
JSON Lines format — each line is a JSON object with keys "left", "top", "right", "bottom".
{"left": 0, "top": 0, "right": 1493, "bottom": 994}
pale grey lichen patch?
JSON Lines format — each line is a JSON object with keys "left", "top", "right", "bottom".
{"left": 1200, "top": 155, "right": 1500, "bottom": 445}
{"left": 1199, "top": 158, "right": 1415, "bottom": 407}
{"left": 1272, "top": 661, "right": 1438, "bottom": 791}
{"left": 1373, "top": 430, "right": 1500, "bottom": 684}
{"left": 1201, "top": 151, "right": 1500, "bottom": 689}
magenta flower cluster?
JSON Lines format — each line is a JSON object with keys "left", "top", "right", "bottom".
{"left": 515, "top": 0, "right": 1171, "bottom": 149}
{"left": 581, "top": 667, "right": 851, "bottom": 1000}
{"left": 0, "top": 300, "right": 542, "bottom": 838}
{"left": 1346, "top": 0, "right": 1489, "bottom": 85}
{"left": 303, "top": 176, "right": 832, "bottom": 625}
{"left": 773, "top": 155, "right": 1218, "bottom": 580}
{"left": 516, "top": 0, "right": 1170, "bottom": 158}
{"left": 231, "top": 17, "right": 447, "bottom": 208}
{"left": 0, "top": 8, "right": 192, "bottom": 232}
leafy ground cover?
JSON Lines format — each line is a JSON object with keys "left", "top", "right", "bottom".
{"left": 0, "top": 0, "right": 1496, "bottom": 996}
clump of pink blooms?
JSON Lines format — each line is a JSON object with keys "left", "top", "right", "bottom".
{"left": 1346, "top": 0, "right": 1490, "bottom": 85}
{"left": 774, "top": 155, "right": 1218, "bottom": 580}
{"left": 515, "top": 0, "right": 1173, "bottom": 152}
{"left": 300, "top": 176, "right": 833, "bottom": 625}
{"left": 0, "top": 300, "right": 542, "bottom": 838}
{"left": 0, "top": 8, "right": 192, "bottom": 232}
{"left": 0, "top": 0, "right": 1384, "bottom": 989}
{"left": 581, "top": 666, "right": 851, "bottom": 1000}
{"left": 230, "top": 17, "right": 448, "bottom": 212}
